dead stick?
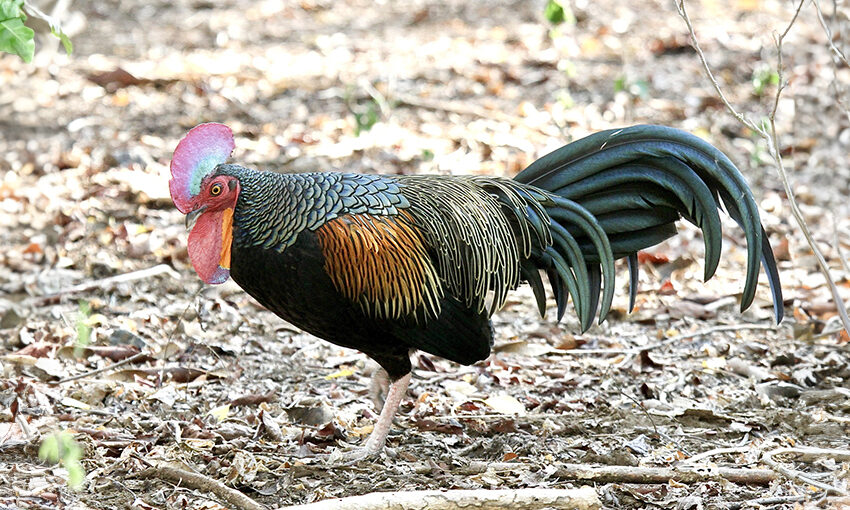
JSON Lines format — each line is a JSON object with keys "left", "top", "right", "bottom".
{"left": 137, "top": 463, "right": 266, "bottom": 510}
{"left": 445, "top": 462, "right": 776, "bottom": 485}
{"left": 548, "top": 463, "right": 776, "bottom": 485}
{"left": 279, "top": 487, "right": 600, "bottom": 510}
{"left": 57, "top": 351, "right": 148, "bottom": 384}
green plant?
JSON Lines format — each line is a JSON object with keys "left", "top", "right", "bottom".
{"left": 543, "top": 0, "right": 574, "bottom": 26}
{"left": 0, "top": 0, "right": 72, "bottom": 63}
{"left": 39, "top": 431, "right": 85, "bottom": 489}
{"left": 751, "top": 64, "right": 780, "bottom": 97}
{"left": 614, "top": 76, "right": 650, "bottom": 100}
{"left": 74, "top": 300, "right": 92, "bottom": 357}
{"left": 353, "top": 101, "right": 379, "bottom": 136}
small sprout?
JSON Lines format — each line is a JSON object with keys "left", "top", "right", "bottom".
{"left": 544, "top": 0, "right": 574, "bottom": 26}
{"left": 556, "top": 90, "right": 574, "bottom": 109}
{"left": 614, "top": 76, "right": 650, "bottom": 100}
{"left": 751, "top": 64, "right": 780, "bottom": 97}
{"left": 353, "top": 101, "right": 379, "bottom": 136}
{"left": 74, "top": 300, "right": 92, "bottom": 358}
{"left": 39, "top": 431, "right": 85, "bottom": 489}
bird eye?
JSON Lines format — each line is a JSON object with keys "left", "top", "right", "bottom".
{"left": 210, "top": 183, "right": 223, "bottom": 196}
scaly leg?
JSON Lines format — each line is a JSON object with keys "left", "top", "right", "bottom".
{"left": 361, "top": 372, "right": 411, "bottom": 455}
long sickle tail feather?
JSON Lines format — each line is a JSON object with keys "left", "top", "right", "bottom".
{"left": 514, "top": 125, "right": 783, "bottom": 328}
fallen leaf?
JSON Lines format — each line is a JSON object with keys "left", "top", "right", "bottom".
{"left": 230, "top": 391, "right": 277, "bottom": 407}
{"left": 637, "top": 251, "right": 670, "bottom": 265}
{"left": 483, "top": 393, "right": 526, "bottom": 415}
{"left": 148, "top": 385, "right": 180, "bottom": 407}
{"left": 413, "top": 418, "right": 463, "bottom": 435}
{"left": 207, "top": 404, "right": 230, "bottom": 422}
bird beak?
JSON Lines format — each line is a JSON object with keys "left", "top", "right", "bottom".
{"left": 185, "top": 206, "right": 208, "bottom": 230}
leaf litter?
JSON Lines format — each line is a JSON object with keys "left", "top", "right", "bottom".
{"left": 1, "top": 0, "right": 850, "bottom": 508}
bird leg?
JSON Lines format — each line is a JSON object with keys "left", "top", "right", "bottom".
{"left": 361, "top": 371, "right": 410, "bottom": 455}
{"left": 330, "top": 371, "right": 410, "bottom": 464}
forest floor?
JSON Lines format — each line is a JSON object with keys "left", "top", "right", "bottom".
{"left": 1, "top": 0, "right": 850, "bottom": 508}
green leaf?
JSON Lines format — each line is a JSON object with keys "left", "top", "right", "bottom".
{"left": 38, "top": 431, "right": 86, "bottom": 489}
{"left": 544, "top": 0, "right": 565, "bottom": 25}
{"left": 22, "top": 1, "right": 72, "bottom": 55}
{"left": 66, "top": 462, "right": 85, "bottom": 489}
{"left": 0, "top": 0, "right": 25, "bottom": 19}
{"left": 38, "top": 434, "right": 61, "bottom": 463}
{"left": 52, "top": 27, "right": 72, "bottom": 54}
{"left": 0, "top": 7, "right": 35, "bottom": 62}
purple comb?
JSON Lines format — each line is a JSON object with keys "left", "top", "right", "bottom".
{"left": 169, "top": 123, "right": 235, "bottom": 213}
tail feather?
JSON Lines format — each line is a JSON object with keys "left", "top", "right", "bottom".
{"left": 547, "top": 222, "right": 591, "bottom": 327}
{"left": 547, "top": 161, "right": 724, "bottom": 280}
{"left": 547, "top": 197, "right": 616, "bottom": 323}
{"left": 515, "top": 125, "right": 783, "bottom": 326}
{"left": 626, "top": 252, "right": 639, "bottom": 312}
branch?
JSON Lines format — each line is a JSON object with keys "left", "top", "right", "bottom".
{"left": 279, "top": 487, "right": 600, "bottom": 510}
{"left": 677, "top": 0, "right": 850, "bottom": 337}
{"left": 136, "top": 462, "right": 267, "bottom": 510}
{"left": 547, "top": 463, "right": 776, "bottom": 485}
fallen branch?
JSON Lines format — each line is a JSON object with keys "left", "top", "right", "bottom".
{"left": 279, "top": 487, "right": 600, "bottom": 510}
{"left": 136, "top": 462, "right": 266, "bottom": 510}
{"left": 547, "top": 463, "right": 775, "bottom": 485}
{"left": 409, "top": 461, "right": 777, "bottom": 485}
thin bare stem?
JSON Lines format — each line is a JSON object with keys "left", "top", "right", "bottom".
{"left": 677, "top": 0, "right": 850, "bottom": 337}
{"left": 813, "top": 0, "right": 850, "bottom": 68}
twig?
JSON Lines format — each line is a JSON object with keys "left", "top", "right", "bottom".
{"left": 813, "top": 0, "right": 850, "bottom": 68}
{"left": 136, "top": 462, "right": 266, "bottom": 510}
{"left": 762, "top": 447, "right": 849, "bottom": 496}
{"left": 279, "top": 487, "right": 601, "bottom": 510}
{"left": 727, "top": 495, "right": 808, "bottom": 510}
{"left": 679, "top": 446, "right": 751, "bottom": 465}
{"left": 676, "top": 0, "right": 850, "bottom": 337}
{"left": 26, "top": 264, "right": 181, "bottom": 305}
{"left": 57, "top": 351, "right": 148, "bottom": 384}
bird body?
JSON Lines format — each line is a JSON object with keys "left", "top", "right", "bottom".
{"left": 170, "top": 123, "right": 783, "bottom": 458}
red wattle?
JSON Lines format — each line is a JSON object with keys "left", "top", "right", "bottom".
{"left": 188, "top": 208, "right": 233, "bottom": 284}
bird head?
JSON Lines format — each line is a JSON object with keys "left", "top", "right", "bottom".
{"left": 169, "top": 123, "right": 239, "bottom": 284}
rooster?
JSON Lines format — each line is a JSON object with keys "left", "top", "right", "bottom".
{"left": 170, "top": 122, "right": 782, "bottom": 459}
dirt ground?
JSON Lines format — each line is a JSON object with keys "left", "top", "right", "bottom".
{"left": 1, "top": 0, "right": 849, "bottom": 508}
